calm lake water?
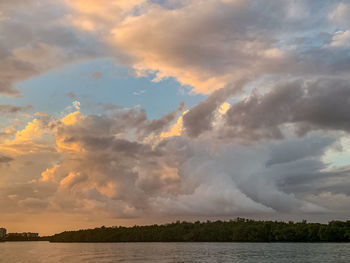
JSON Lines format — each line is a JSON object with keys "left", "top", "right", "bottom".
{"left": 0, "top": 242, "right": 350, "bottom": 262}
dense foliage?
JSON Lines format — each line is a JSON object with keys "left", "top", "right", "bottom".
{"left": 49, "top": 218, "right": 350, "bottom": 242}
{"left": 4, "top": 236, "right": 41, "bottom": 241}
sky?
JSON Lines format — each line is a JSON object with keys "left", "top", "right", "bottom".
{"left": 1, "top": 0, "right": 350, "bottom": 235}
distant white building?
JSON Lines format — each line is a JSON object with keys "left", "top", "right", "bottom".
{"left": 0, "top": 228, "right": 6, "bottom": 239}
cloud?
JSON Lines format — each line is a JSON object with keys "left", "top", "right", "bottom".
{"left": 66, "top": 92, "right": 76, "bottom": 99}
{"left": 9, "top": 107, "right": 338, "bottom": 219}
{"left": 72, "top": 101, "right": 81, "bottom": 110}
{"left": 160, "top": 110, "right": 189, "bottom": 139}
{"left": 0, "top": 105, "right": 32, "bottom": 114}
{"left": 18, "top": 197, "right": 49, "bottom": 211}
{"left": 133, "top": 90, "right": 145, "bottom": 96}
{"left": 110, "top": 0, "right": 284, "bottom": 94}
{"left": 105, "top": 0, "right": 350, "bottom": 95}
{"left": 329, "top": 2, "right": 350, "bottom": 28}
{"left": 329, "top": 30, "right": 350, "bottom": 48}
{"left": 41, "top": 164, "right": 61, "bottom": 182}
{"left": 64, "top": 0, "right": 145, "bottom": 32}
{"left": 0, "top": 155, "right": 13, "bottom": 163}
{"left": 221, "top": 78, "right": 350, "bottom": 140}
{"left": 140, "top": 101, "right": 185, "bottom": 136}
{"left": 91, "top": 72, "right": 102, "bottom": 79}
{"left": 0, "top": 115, "right": 56, "bottom": 155}
{"left": 1, "top": 0, "right": 348, "bottom": 98}
{"left": 183, "top": 79, "right": 248, "bottom": 137}
{"left": 2, "top": 102, "right": 350, "bottom": 228}
{"left": 265, "top": 136, "right": 335, "bottom": 167}
{"left": 0, "top": 0, "right": 105, "bottom": 96}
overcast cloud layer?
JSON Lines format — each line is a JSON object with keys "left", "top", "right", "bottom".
{"left": 1, "top": 0, "right": 350, "bottom": 235}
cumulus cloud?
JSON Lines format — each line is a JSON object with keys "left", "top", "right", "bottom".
{"left": 55, "top": 116, "right": 337, "bottom": 217}
{"left": 0, "top": 115, "right": 56, "bottom": 155}
{"left": 0, "top": 107, "right": 334, "bottom": 219}
{"left": 1, "top": 102, "right": 350, "bottom": 229}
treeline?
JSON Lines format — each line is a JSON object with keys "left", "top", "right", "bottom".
{"left": 4, "top": 236, "right": 41, "bottom": 242}
{"left": 49, "top": 218, "right": 350, "bottom": 242}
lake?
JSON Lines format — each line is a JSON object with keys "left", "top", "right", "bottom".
{"left": 0, "top": 242, "right": 349, "bottom": 262}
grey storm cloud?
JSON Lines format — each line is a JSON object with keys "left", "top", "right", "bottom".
{"left": 265, "top": 136, "right": 335, "bottom": 167}
{"left": 182, "top": 77, "right": 350, "bottom": 140}
{"left": 223, "top": 78, "right": 350, "bottom": 140}
{"left": 182, "top": 78, "right": 248, "bottom": 137}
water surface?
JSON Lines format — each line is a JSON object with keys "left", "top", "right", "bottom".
{"left": 0, "top": 242, "right": 349, "bottom": 262}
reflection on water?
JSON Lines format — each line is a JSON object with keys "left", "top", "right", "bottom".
{"left": 0, "top": 242, "right": 350, "bottom": 263}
